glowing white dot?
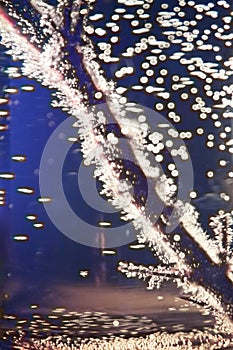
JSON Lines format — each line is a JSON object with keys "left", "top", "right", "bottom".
{"left": 219, "top": 144, "right": 225, "bottom": 151}
{"left": 179, "top": 252, "right": 185, "bottom": 259}
{"left": 181, "top": 93, "right": 188, "bottom": 100}
{"left": 138, "top": 114, "right": 146, "bottom": 122}
{"left": 173, "top": 115, "right": 180, "bottom": 123}
{"left": 142, "top": 62, "right": 149, "bottom": 69}
{"left": 113, "top": 320, "right": 120, "bottom": 327}
{"left": 215, "top": 55, "right": 222, "bottom": 61}
{"left": 171, "top": 170, "right": 179, "bottom": 177}
{"left": 219, "top": 160, "right": 226, "bottom": 167}
{"left": 213, "top": 46, "right": 220, "bottom": 52}
{"left": 190, "top": 87, "right": 198, "bottom": 94}
{"left": 111, "top": 25, "right": 119, "bottom": 32}
{"left": 196, "top": 128, "right": 204, "bottom": 135}
{"left": 214, "top": 121, "right": 221, "bottom": 128}
{"left": 146, "top": 69, "right": 154, "bottom": 77}
{"left": 156, "top": 103, "right": 164, "bottom": 111}
{"left": 156, "top": 77, "right": 164, "bottom": 84}
{"left": 166, "top": 140, "right": 173, "bottom": 147}
{"left": 168, "top": 163, "right": 176, "bottom": 171}
{"left": 171, "top": 149, "right": 178, "bottom": 157}
{"left": 95, "top": 91, "right": 102, "bottom": 99}
{"left": 220, "top": 132, "right": 226, "bottom": 139}
{"left": 190, "top": 191, "right": 197, "bottom": 199}
{"left": 224, "top": 195, "right": 230, "bottom": 201}
{"left": 155, "top": 154, "right": 163, "bottom": 162}
{"left": 170, "top": 184, "right": 177, "bottom": 192}
{"left": 159, "top": 54, "right": 166, "bottom": 61}
{"left": 140, "top": 76, "right": 148, "bottom": 84}
{"left": 174, "top": 234, "right": 180, "bottom": 242}
{"left": 110, "top": 36, "right": 118, "bottom": 43}
{"left": 168, "top": 102, "right": 175, "bottom": 109}
{"left": 207, "top": 141, "right": 214, "bottom": 148}
{"left": 160, "top": 69, "right": 168, "bottom": 76}
{"left": 211, "top": 113, "right": 218, "bottom": 120}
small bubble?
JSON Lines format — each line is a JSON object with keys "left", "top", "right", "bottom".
{"left": 181, "top": 93, "right": 188, "bottom": 100}
{"left": 219, "top": 160, "right": 226, "bottom": 167}
{"left": 219, "top": 144, "right": 226, "bottom": 151}
{"left": 156, "top": 77, "right": 164, "bottom": 84}
{"left": 168, "top": 163, "right": 176, "bottom": 171}
{"left": 155, "top": 103, "right": 164, "bottom": 111}
{"left": 171, "top": 170, "right": 179, "bottom": 177}
{"left": 179, "top": 252, "right": 185, "bottom": 259}
{"left": 140, "top": 76, "right": 149, "bottom": 84}
{"left": 167, "top": 102, "right": 175, "bottom": 109}
{"left": 174, "top": 234, "right": 181, "bottom": 242}
{"left": 155, "top": 154, "right": 163, "bottom": 162}
{"left": 190, "top": 191, "right": 197, "bottom": 199}
{"left": 160, "top": 69, "right": 168, "bottom": 76}
{"left": 214, "top": 121, "right": 221, "bottom": 128}
{"left": 207, "top": 171, "right": 214, "bottom": 178}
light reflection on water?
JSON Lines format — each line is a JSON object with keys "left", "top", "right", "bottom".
{"left": 1, "top": 282, "right": 232, "bottom": 349}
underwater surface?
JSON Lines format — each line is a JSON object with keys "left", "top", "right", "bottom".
{"left": 0, "top": 0, "right": 233, "bottom": 349}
